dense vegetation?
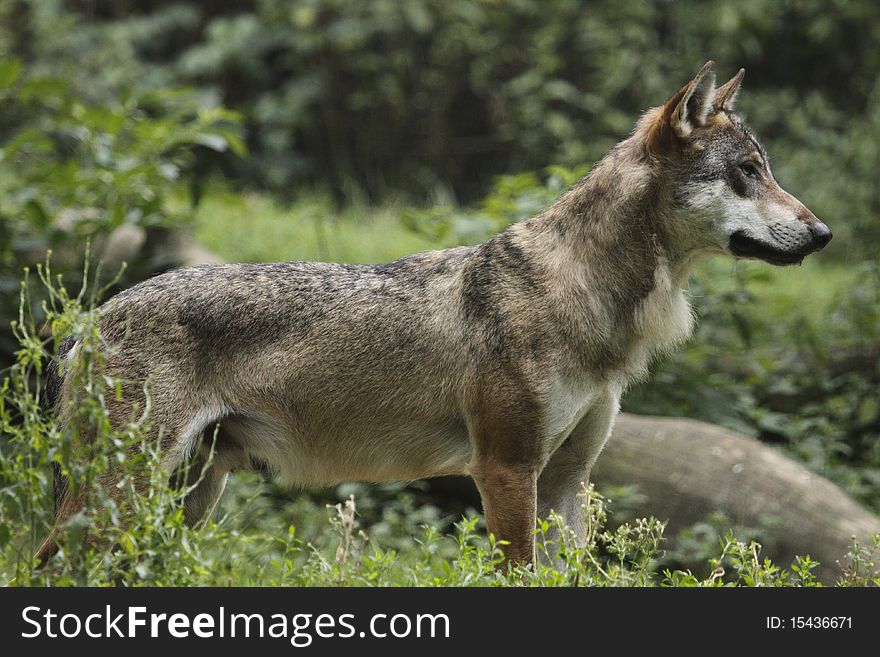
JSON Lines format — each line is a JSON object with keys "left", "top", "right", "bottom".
{"left": 0, "top": 1, "right": 878, "bottom": 585}
{"left": 6, "top": 0, "right": 879, "bottom": 245}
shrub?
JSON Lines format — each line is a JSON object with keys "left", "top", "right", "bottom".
{"left": 11, "top": 0, "right": 880, "bottom": 254}
{"left": 0, "top": 55, "right": 243, "bottom": 366}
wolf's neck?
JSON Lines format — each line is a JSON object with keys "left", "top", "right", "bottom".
{"left": 515, "top": 139, "right": 697, "bottom": 366}
{"left": 536, "top": 139, "right": 696, "bottom": 293}
{"left": 547, "top": 140, "right": 658, "bottom": 239}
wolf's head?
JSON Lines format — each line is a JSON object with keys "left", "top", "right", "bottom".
{"left": 643, "top": 61, "right": 831, "bottom": 266}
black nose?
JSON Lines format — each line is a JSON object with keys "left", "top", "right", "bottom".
{"left": 809, "top": 221, "right": 832, "bottom": 249}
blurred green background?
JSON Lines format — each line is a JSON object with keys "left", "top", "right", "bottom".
{"left": 0, "top": 0, "right": 878, "bottom": 574}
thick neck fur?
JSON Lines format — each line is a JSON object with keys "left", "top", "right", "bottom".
{"left": 508, "top": 126, "right": 697, "bottom": 378}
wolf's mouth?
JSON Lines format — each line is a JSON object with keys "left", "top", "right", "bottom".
{"left": 727, "top": 231, "right": 808, "bottom": 266}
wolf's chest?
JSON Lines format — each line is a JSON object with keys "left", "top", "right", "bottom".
{"left": 622, "top": 265, "right": 694, "bottom": 379}
{"left": 537, "top": 372, "right": 618, "bottom": 457}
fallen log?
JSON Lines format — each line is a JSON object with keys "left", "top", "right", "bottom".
{"left": 596, "top": 413, "right": 879, "bottom": 582}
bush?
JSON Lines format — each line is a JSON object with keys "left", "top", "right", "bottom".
{"left": 0, "top": 54, "right": 242, "bottom": 366}
{"left": 9, "top": 0, "right": 880, "bottom": 257}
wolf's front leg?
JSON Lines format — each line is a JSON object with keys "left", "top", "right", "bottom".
{"left": 536, "top": 394, "right": 619, "bottom": 564}
{"left": 467, "top": 400, "right": 542, "bottom": 568}
{"left": 470, "top": 459, "right": 538, "bottom": 567}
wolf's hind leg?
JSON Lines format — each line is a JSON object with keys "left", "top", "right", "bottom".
{"left": 36, "top": 397, "right": 205, "bottom": 566}
{"left": 34, "top": 490, "right": 87, "bottom": 566}
{"left": 174, "top": 420, "right": 257, "bottom": 526}
{"left": 35, "top": 455, "right": 144, "bottom": 566}
{"left": 175, "top": 449, "right": 230, "bottom": 526}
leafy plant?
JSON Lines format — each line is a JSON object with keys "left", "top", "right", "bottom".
{"left": 0, "top": 55, "right": 242, "bottom": 365}
{"left": 10, "top": 0, "right": 880, "bottom": 242}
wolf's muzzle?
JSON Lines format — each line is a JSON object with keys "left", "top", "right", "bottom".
{"left": 729, "top": 213, "right": 832, "bottom": 266}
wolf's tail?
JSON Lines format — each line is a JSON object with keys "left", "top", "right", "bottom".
{"left": 35, "top": 335, "right": 75, "bottom": 566}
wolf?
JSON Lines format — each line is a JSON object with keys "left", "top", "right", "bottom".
{"left": 36, "top": 62, "right": 831, "bottom": 567}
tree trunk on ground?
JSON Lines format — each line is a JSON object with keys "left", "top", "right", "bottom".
{"left": 596, "top": 414, "right": 879, "bottom": 582}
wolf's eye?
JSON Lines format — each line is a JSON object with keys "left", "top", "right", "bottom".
{"left": 739, "top": 161, "right": 760, "bottom": 178}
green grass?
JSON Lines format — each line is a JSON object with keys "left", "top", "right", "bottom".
{"left": 192, "top": 189, "right": 436, "bottom": 265}
{"left": 689, "top": 256, "right": 865, "bottom": 351}
{"left": 703, "top": 257, "right": 853, "bottom": 317}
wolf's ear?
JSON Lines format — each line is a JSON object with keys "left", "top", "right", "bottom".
{"left": 713, "top": 68, "right": 745, "bottom": 112}
{"left": 664, "top": 60, "right": 716, "bottom": 139}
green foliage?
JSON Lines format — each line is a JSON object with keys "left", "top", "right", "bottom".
{"left": 9, "top": 0, "right": 880, "bottom": 251}
{"left": 403, "top": 166, "right": 587, "bottom": 246}
{"left": 190, "top": 187, "right": 436, "bottom": 265}
{"left": 0, "top": 53, "right": 242, "bottom": 363}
